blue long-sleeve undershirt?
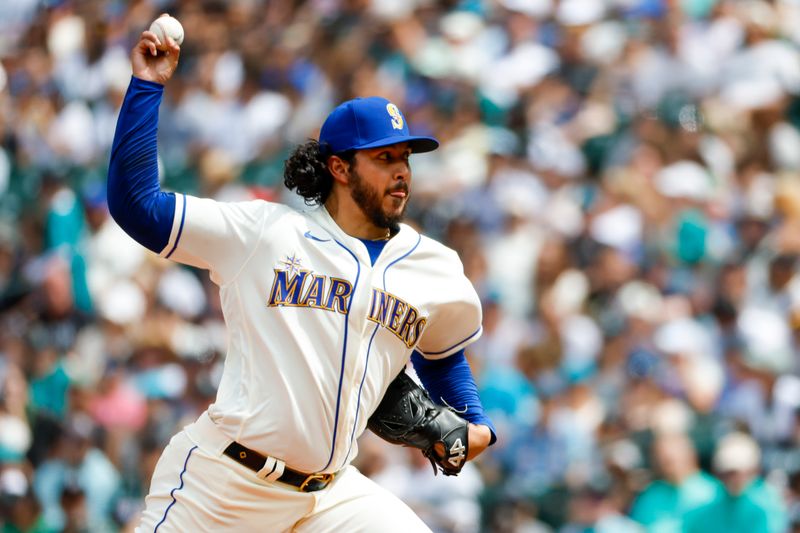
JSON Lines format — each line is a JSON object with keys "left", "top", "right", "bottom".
{"left": 107, "top": 76, "right": 176, "bottom": 253}
{"left": 411, "top": 349, "right": 497, "bottom": 445}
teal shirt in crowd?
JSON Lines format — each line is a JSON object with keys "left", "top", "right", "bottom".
{"left": 630, "top": 471, "right": 721, "bottom": 533}
{"left": 683, "top": 479, "right": 787, "bottom": 533}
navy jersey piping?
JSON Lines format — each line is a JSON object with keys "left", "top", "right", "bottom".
{"left": 321, "top": 238, "right": 360, "bottom": 472}
{"left": 339, "top": 322, "right": 381, "bottom": 469}
{"left": 420, "top": 326, "right": 482, "bottom": 356}
{"left": 339, "top": 233, "right": 422, "bottom": 469}
{"left": 303, "top": 230, "right": 330, "bottom": 242}
{"left": 164, "top": 193, "right": 186, "bottom": 259}
{"left": 153, "top": 444, "right": 198, "bottom": 532}
{"left": 382, "top": 234, "right": 422, "bottom": 288}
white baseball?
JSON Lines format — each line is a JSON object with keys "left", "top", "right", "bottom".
{"left": 149, "top": 16, "right": 184, "bottom": 49}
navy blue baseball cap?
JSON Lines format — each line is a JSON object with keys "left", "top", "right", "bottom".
{"left": 319, "top": 96, "right": 439, "bottom": 155}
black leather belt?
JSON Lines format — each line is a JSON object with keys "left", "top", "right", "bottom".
{"left": 223, "top": 442, "right": 334, "bottom": 492}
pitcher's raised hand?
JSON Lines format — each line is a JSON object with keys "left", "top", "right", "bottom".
{"left": 131, "top": 15, "right": 181, "bottom": 85}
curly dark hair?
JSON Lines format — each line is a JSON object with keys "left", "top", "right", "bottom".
{"left": 283, "top": 140, "right": 355, "bottom": 205}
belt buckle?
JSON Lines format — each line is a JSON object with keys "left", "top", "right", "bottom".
{"left": 299, "top": 472, "right": 334, "bottom": 492}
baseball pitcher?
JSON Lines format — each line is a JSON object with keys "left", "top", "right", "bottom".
{"left": 109, "top": 18, "right": 496, "bottom": 533}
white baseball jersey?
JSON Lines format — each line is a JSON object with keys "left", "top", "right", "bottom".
{"left": 158, "top": 194, "right": 483, "bottom": 474}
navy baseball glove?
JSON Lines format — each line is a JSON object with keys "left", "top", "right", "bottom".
{"left": 367, "top": 372, "right": 469, "bottom": 476}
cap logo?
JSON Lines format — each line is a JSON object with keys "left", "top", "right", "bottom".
{"left": 386, "top": 103, "right": 404, "bottom": 130}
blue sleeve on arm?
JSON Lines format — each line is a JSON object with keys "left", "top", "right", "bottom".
{"left": 411, "top": 349, "right": 497, "bottom": 445}
{"left": 107, "top": 76, "right": 176, "bottom": 253}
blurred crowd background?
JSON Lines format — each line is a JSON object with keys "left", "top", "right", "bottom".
{"left": 2, "top": 0, "right": 800, "bottom": 531}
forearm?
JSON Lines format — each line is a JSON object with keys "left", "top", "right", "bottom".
{"left": 411, "top": 349, "right": 497, "bottom": 458}
{"left": 467, "top": 423, "right": 492, "bottom": 460}
{"left": 107, "top": 76, "right": 176, "bottom": 253}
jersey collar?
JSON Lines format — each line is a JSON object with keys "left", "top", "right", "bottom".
{"left": 306, "top": 205, "right": 420, "bottom": 266}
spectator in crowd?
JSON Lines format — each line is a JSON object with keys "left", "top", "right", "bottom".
{"left": 685, "top": 432, "right": 787, "bottom": 533}
{"left": 0, "top": 465, "right": 55, "bottom": 533}
{"left": 630, "top": 432, "right": 721, "bottom": 532}
{"left": 559, "top": 480, "right": 643, "bottom": 533}
{"left": 31, "top": 415, "right": 120, "bottom": 532}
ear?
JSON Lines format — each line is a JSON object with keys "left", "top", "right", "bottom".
{"left": 327, "top": 155, "right": 350, "bottom": 186}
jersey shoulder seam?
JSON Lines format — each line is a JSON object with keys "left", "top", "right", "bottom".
{"left": 222, "top": 200, "right": 285, "bottom": 286}
{"left": 417, "top": 234, "right": 464, "bottom": 269}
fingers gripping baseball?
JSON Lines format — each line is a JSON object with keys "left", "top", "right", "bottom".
{"left": 131, "top": 14, "right": 182, "bottom": 85}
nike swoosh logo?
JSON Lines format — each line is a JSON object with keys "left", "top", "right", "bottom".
{"left": 304, "top": 230, "right": 330, "bottom": 242}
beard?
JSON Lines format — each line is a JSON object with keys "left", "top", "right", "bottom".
{"left": 348, "top": 167, "right": 408, "bottom": 230}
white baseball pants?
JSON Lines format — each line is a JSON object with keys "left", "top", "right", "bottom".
{"left": 135, "top": 412, "right": 432, "bottom": 532}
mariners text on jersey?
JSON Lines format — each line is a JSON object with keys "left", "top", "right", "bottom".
{"left": 366, "top": 288, "right": 427, "bottom": 348}
{"left": 267, "top": 261, "right": 428, "bottom": 349}
{"left": 268, "top": 267, "right": 354, "bottom": 314}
